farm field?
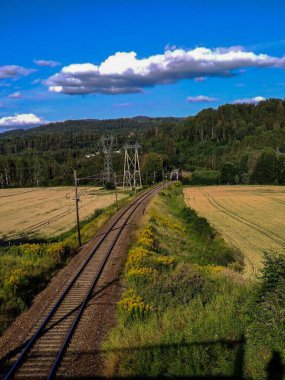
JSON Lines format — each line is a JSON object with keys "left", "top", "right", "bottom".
{"left": 183, "top": 185, "right": 285, "bottom": 277}
{"left": 0, "top": 187, "right": 128, "bottom": 240}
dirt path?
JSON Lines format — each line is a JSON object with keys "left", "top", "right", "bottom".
{"left": 0, "top": 186, "right": 163, "bottom": 379}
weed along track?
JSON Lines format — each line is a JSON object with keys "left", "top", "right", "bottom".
{"left": 0, "top": 184, "right": 168, "bottom": 379}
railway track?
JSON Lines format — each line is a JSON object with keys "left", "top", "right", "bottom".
{"left": 1, "top": 183, "right": 168, "bottom": 379}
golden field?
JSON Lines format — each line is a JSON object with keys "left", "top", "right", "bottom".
{"left": 0, "top": 187, "right": 127, "bottom": 240}
{"left": 183, "top": 186, "right": 285, "bottom": 277}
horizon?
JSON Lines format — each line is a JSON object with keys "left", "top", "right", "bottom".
{"left": 1, "top": 0, "right": 285, "bottom": 132}
{"left": 1, "top": 96, "right": 284, "bottom": 134}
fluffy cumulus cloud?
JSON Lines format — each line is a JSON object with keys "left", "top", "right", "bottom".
{"left": 45, "top": 46, "right": 285, "bottom": 95}
{"left": 0, "top": 113, "right": 47, "bottom": 130}
{"left": 233, "top": 96, "right": 265, "bottom": 104}
{"left": 187, "top": 95, "right": 218, "bottom": 103}
{"left": 34, "top": 59, "right": 61, "bottom": 68}
{"left": 0, "top": 65, "right": 35, "bottom": 79}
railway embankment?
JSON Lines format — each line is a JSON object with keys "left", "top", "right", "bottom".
{"left": 0, "top": 184, "right": 166, "bottom": 378}
{"left": 103, "top": 183, "right": 285, "bottom": 379}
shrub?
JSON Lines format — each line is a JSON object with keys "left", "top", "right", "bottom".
{"left": 118, "top": 289, "right": 154, "bottom": 320}
{"left": 104, "top": 181, "right": 115, "bottom": 190}
{"left": 189, "top": 169, "right": 219, "bottom": 185}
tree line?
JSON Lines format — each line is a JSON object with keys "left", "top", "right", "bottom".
{"left": 0, "top": 99, "right": 284, "bottom": 187}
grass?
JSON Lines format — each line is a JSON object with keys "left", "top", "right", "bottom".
{"left": 183, "top": 185, "right": 285, "bottom": 277}
{"left": 0, "top": 186, "right": 129, "bottom": 240}
{"left": 0, "top": 190, "right": 134, "bottom": 334}
{"left": 103, "top": 183, "right": 285, "bottom": 379}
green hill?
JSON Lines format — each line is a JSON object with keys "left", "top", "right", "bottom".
{"left": 0, "top": 99, "right": 284, "bottom": 187}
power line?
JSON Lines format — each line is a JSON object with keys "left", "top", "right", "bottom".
{"left": 123, "top": 142, "right": 142, "bottom": 191}
{"left": 100, "top": 136, "right": 117, "bottom": 184}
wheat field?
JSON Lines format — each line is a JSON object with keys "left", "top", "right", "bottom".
{"left": 0, "top": 187, "right": 127, "bottom": 240}
{"left": 183, "top": 186, "right": 285, "bottom": 277}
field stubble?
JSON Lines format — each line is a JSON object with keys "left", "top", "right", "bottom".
{"left": 183, "top": 185, "right": 285, "bottom": 277}
{"left": 0, "top": 187, "right": 127, "bottom": 239}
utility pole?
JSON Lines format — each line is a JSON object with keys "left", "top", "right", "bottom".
{"left": 115, "top": 190, "right": 118, "bottom": 210}
{"left": 123, "top": 142, "right": 142, "bottom": 191}
{"left": 74, "top": 170, "right": 81, "bottom": 246}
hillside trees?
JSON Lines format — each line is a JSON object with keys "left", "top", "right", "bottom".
{"left": 220, "top": 162, "right": 239, "bottom": 184}
{"left": 251, "top": 149, "right": 280, "bottom": 184}
{"left": 142, "top": 153, "right": 163, "bottom": 183}
{"left": 0, "top": 99, "right": 285, "bottom": 186}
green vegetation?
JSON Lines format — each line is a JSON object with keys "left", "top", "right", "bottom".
{"left": 251, "top": 148, "right": 280, "bottom": 184}
{"left": 220, "top": 162, "right": 239, "bottom": 184}
{"left": 188, "top": 168, "right": 220, "bottom": 185}
{"left": 1, "top": 99, "right": 285, "bottom": 187}
{"left": 0, "top": 194, "right": 132, "bottom": 334}
{"left": 103, "top": 184, "right": 285, "bottom": 379}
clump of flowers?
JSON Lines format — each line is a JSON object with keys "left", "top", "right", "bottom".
{"left": 150, "top": 211, "right": 183, "bottom": 232}
{"left": 155, "top": 255, "right": 176, "bottom": 268}
{"left": 118, "top": 289, "right": 154, "bottom": 318}
{"left": 126, "top": 267, "right": 157, "bottom": 280}
{"left": 5, "top": 268, "right": 30, "bottom": 294}
{"left": 126, "top": 246, "right": 151, "bottom": 268}
{"left": 45, "top": 242, "right": 65, "bottom": 261}
{"left": 16, "top": 244, "right": 42, "bottom": 257}
{"left": 204, "top": 265, "right": 224, "bottom": 274}
{"left": 136, "top": 225, "right": 156, "bottom": 249}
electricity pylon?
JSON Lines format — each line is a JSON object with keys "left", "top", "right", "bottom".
{"left": 100, "top": 136, "right": 116, "bottom": 184}
{"left": 123, "top": 143, "right": 142, "bottom": 190}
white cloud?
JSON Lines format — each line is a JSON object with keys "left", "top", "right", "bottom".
{"left": 0, "top": 113, "right": 47, "bottom": 130}
{"left": 45, "top": 46, "right": 285, "bottom": 95}
{"left": 31, "top": 78, "right": 43, "bottom": 85}
{"left": 8, "top": 92, "right": 22, "bottom": 99}
{"left": 113, "top": 102, "right": 133, "bottom": 108}
{"left": 187, "top": 95, "right": 219, "bottom": 103}
{"left": 164, "top": 44, "right": 177, "bottom": 51}
{"left": 0, "top": 65, "right": 35, "bottom": 79}
{"left": 194, "top": 77, "right": 206, "bottom": 82}
{"left": 34, "top": 59, "right": 61, "bottom": 68}
{"left": 233, "top": 96, "right": 265, "bottom": 104}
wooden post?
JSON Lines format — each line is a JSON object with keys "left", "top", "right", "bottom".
{"left": 115, "top": 189, "right": 118, "bottom": 210}
{"left": 74, "top": 170, "right": 81, "bottom": 246}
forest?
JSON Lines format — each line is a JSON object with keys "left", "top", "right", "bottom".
{"left": 0, "top": 99, "right": 284, "bottom": 187}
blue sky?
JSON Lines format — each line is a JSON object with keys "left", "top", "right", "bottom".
{"left": 0, "top": 0, "right": 285, "bottom": 130}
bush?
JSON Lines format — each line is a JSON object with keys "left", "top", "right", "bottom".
{"left": 220, "top": 162, "right": 239, "bottom": 184}
{"left": 251, "top": 148, "right": 279, "bottom": 184}
{"left": 245, "top": 254, "right": 285, "bottom": 379}
{"left": 104, "top": 181, "right": 115, "bottom": 190}
{"left": 189, "top": 169, "right": 219, "bottom": 185}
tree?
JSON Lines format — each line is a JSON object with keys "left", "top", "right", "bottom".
{"left": 220, "top": 162, "right": 239, "bottom": 184}
{"left": 278, "top": 155, "right": 285, "bottom": 184}
{"left": 142, "top": 153, "right": 163, "bottom": 184}
{"left": 251, "top": 149, "right": 279, "bottom": 184}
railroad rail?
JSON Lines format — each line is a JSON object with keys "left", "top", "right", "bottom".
{"left": 2, "top": 183, "right": 168, "bottom": 379}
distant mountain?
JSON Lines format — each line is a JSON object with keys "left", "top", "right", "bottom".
{"left": 0, "top": 116, "right": 182, "bottom": 138}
